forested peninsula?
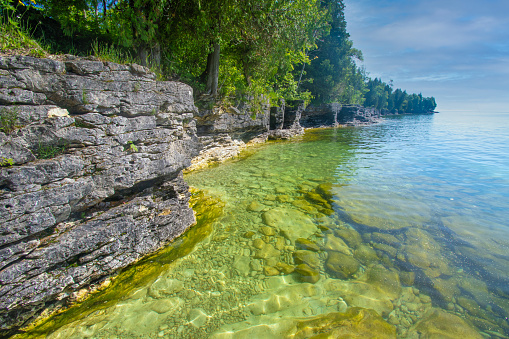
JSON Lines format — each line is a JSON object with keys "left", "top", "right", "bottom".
{"left": 0, "top": 0, "right": 438, "bottom": 336}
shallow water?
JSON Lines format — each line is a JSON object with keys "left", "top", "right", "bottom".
{"left": 21, "top": 112, "right": 509, "bottom": 338}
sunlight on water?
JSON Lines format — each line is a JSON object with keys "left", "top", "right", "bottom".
{"left": 21, "top": 113, "right": 509, "bottom": 338}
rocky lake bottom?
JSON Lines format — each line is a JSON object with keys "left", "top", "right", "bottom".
{"left": 18, "top": 113, "right": 509, "bottom": 338}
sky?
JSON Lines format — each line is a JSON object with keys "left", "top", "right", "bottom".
{"left": 343, "top": 0, "right": 509, "bottom": 113}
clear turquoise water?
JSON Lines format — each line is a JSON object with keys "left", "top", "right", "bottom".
{"left": 32, "top": 112, "right": 509, "bottom": 338}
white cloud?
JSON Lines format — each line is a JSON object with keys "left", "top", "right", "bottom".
{"left": 343, "top": 0, "right": 509, "bottom": 111}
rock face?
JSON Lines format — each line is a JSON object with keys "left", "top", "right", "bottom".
{"left": 0, "top": 55, "right": 200, "bottom": 335}
{"left": 300, "top": 104, "right": 381, "bottom": 128}
{"left": 300, "top": 103, "right": 342, "bottom": 127}
{"left": 188, "top": 97, "right": 270, "bottom": 170}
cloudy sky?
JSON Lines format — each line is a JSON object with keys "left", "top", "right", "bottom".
{"left": 343, "top": 0, "right": 509, "bottom": 113}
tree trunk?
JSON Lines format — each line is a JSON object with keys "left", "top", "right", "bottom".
{"left": 137, "top": 43, "right": 160, "bottom": 70}
{"left": 205, "top": 41, "right": 220, "bottom": 97}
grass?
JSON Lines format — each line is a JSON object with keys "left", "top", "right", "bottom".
{"left": 0, "top": 106, "right": 19, "bottom": 134}
{"left": 34, "top": 140, "right": 68, "bottom": 159}
{"left": 91, "top": 39, "right": 136, "bottom": 65}
{"left": 0, "top": 13, "right": 48, "bottom": 57}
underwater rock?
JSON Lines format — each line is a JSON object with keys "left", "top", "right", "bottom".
{"left": 325, "top": 252, "right": 360, "bottom": 279}
{"left": 265, "top": 194, "right": 277, "bottom": 201}
{"left": 293, "top": 250, "right": 321, "bottom": 268}
{"left": 315, "top": 183, "right": 333, "bottom": 200}
{"left": 275, "top": 236, "right": 286, "bottom": 250}
{"left": 245, "top": 283, "right": 320, "bottom": 316}
{"left": 295, "top": 238, "right": 320, "bottom": 252}
{"left": 431, "top": 276, "right": 460, "bottom": 303}
{"left": 262, "top": 207, "right": 318, "bottom": 243}
{"left": 371, "top": 232, "right": 400, "bottom": 247}
{"left": 292, "top": 199, "right": 319, "bottom": 214}
{"left": 407, "top": 308, "right": 482, "bottom": 339}
{"left": 254, "top": 243, "right": 281, "bottom": 261}
{"left": 260, "top": 226, "right": 276, "bottom": 236}
{"left": 148, "top": 278, "right": 184, "bottom": 299}
{"left": 353, "top": 244, "right": 379, "bottom": 264}
{"left": 334, "top": 228, "right": 363, "bottom": 249}
{"left": 211, "top": 307, "right": 395, "bottom": 339}
{"left": 253, "top": 238, "right": 266, "bottom": 249}
{"left": 247, "top": 201, "right": 265, "bottom": 212}
{"left": 243, "top": 231, "right": 255, "bottom": 238}
{"left": 289, "top": 307, "right": 396, "bottom": 338}
{"left": 305, "top": 192, "right": 331, "bottom": 209}
{"left": 277, "top": 195, "right": 292, "bottom": 203}
{"left": 276, "top": 262, "right": 295, "bottom": 275}
{"left": 372, "top": 242, "right": 398, "bottom": 257}
{"left": 149, "top": 297, "right": 184, "bottom": 314}
{"left": 404, "top": 228, "right": 453, "bottom": 278}
{"left": 233, "top": 255, "right": 251, "bottom": 276}
{"left": 295, "top": 264, "right": 320, "bottom": 283}
{"left": 188, "top": 308, "right": 209, "bottom": 328}
{"left": 337, "top": 188, "right": 432, "bottom": 230}
{"left": 325, "top": 279, "right": 394, "bottom": 316}
{"left": 399, "top": 271, "right": 416, "bottom": 286}
{"left": 457, "top": 297, "right": 482, "bottom": 317}
{"left": 364, "top": 264, "right": 402, "bottom": 300}
{"left": 264, "top": 266, "right": 280, "bottom": 276}
{"left": 324, "top": 234, "right": 352, "bottom": 255}
{"left": 457, "top": 276, "right": 490, "bottom": 306}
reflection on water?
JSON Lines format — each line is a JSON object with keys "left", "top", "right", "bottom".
{"left": 20, "top": 113, "right": 509, "bottom": 338}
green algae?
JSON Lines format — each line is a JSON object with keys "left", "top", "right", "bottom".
{"left": 16, "top": 188, "right": 225, "bottom": 339}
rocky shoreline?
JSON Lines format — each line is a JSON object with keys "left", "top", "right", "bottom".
{"left": 0, "top": 56, "right": 382, "bottom": 336}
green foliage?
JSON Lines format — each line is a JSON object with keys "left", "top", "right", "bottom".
{"left": 13, "top": 0, "right": 436, "bottom": 112}
{"left": 0, "top": 107, "right": 19, "bottom": 134}
{"left": 35, "top": 140, "right": 68, "bottom": 159}
{"left": 91, "top": 39, "right": 135, "bottom": 65}
{"left": 125, "top": 141, "right": 138, "bottom": 153}
{"left": 81, "top": 89, "right": 88, "bottom": 104}
{"left": 363, "top": 78, "right": 436, "bottom": 113}
{"left": 0, "top": 157, "right": 14, "bottom": 167}
{"left": 0, "top": 3, "right": 48, "bottom": 57}
{"left": 301, "top": 0, "right": 366, "bottom": 104}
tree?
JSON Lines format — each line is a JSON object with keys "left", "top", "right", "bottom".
{"left": 300, "top": 0, "right": 364, "bottom": 104}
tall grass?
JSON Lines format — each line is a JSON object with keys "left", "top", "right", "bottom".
{"left": 90, "top": 39, "right": 136, "bottom": 65}
{"left": 0, "top": 6, "right": 47, "bottom": 57}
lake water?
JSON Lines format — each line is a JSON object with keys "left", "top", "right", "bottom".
{"left": 21, "top": 112, "right": 509, "bottom": 338}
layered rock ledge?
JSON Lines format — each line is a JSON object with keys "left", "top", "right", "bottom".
{"left": 0, "top": 55, "right": 200, "bottom": 335}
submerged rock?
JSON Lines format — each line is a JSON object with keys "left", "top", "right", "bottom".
{"left": 262, "top": 207, "right": 318, "bottom": 242}
{"left": 364, "top": 264, "right": 402, "bottom": 300}
{"left": 325, "top": 252, "right": 360, "bottom": 279}
{"left": 295, "top": 264, "right": 321, "bottom": 283}
{"left": 407, "top": 308, "right": 482, "bottom": 339}
{"left": 354, "top": 244, "right": 379, "bottom": 264}
{"left": 247, "top": 201, "right": 265, "bottom": 212}
{"left": 337, "top": 187, "right": 432, "bottom": 230}
{"left": 325, "top": 279, "right": 395, "bottom": 317}
{"left": 324, "top": 233, "right": 352, "bottom": 255}
{"left": 293, "top": 250, "right": 321, "bottom": 268}
{"left": 295, "top": 238, "right": 320, "bottom": 252}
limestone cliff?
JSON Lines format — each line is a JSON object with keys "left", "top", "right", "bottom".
{"left": 0, "top": 55, "right": 200, "bottom": 335}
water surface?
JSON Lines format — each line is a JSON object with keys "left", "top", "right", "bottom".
{"left": 24, "top": 112, "right": 509, "bottom": 338}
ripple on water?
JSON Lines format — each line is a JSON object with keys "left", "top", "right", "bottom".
{"left": 22, "top": 116, "right": 509, "bottom": 338}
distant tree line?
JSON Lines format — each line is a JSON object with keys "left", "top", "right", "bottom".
{"left": 364, "top": 78, "right": 437, "bottom": 114}
{"left": 1, "top": 0, "right": 436, "bottom": 112}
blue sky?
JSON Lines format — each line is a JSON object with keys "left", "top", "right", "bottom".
{"left": 343, "top": 0, "right": 509, "bottom": 113}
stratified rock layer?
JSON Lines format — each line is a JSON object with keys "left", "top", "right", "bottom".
{"left": 0, "top": 55, "right": 200, "bottom": 335}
